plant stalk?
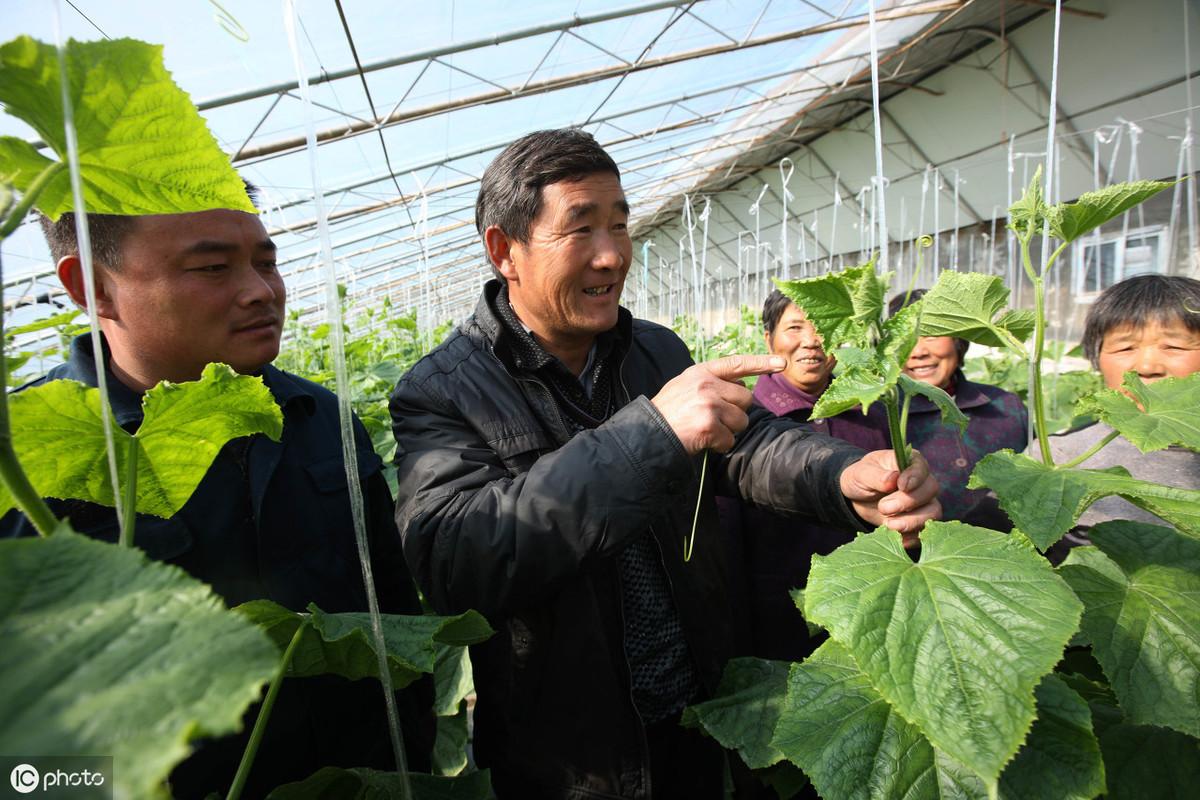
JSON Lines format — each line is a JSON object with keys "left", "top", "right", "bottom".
{"left": 1057, "top": 429, "right": 1120, "bottom": 469}
{"left": 0, "top": 166, "right": 66, "bottom": 537}
{"left": 118, "top": 443, "right": 138, "bottom": 547}
{"left": 226, "top": 622, "right": 305, "bottom": 800}
{"left": 1020, "top": 233, "right": 1055, "bottom": 466}
{"left": 0, "top": 163, "right": 65, "bottom": 240}
{"left": 884, "top": 388, "right": 910, "bottom": 472}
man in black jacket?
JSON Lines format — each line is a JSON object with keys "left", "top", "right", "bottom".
{"left": 2, "top": 193, "right": 433, "bottom": 797}
{"left": 390, "top": 129, "right": 939, "bottom": 799}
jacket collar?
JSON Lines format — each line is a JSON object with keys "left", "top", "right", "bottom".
{"left": 472, "top": 279, "right": 634, "bottom": 373}
{"left": 60, "top": 333, "right": 313, "bottom": 426}
{"left": 752, "top": 371, "right": 819, "bottom": 417}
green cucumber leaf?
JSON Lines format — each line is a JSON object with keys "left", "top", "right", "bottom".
{"left": 898, "top": 373, "right": 968, "bottom": 435}
{"left": 968, "top": 450, "right": 1200, "bottom": 549}
{"left": 803, "top": 522, "right": 1083, "bottom": 786}
{"left": 1077, "top": 373, "right": 1200, "bottom": 453}
{"left": 681, "top": 657, "right": 790, "bottom": 770}
{"left": 996, "top": 673, "right": 1106, "bottom": 800}
{"left": 811, "top": 364, "right": 892, "bottom": 419}
{"left": 772, "top": 642, "right": 1102, "bottom": 800}
{"left": 0, "top": 35, "right": 254, "bottom": 218}
{"left": 1008, "top": 166, "right": 1048, "bottom": 235}
{"left": 0, "top": 364, "right": 283, "bottom": 519}
{"left": 1057, "top": 522, "right": 1200, "bottom": 738}
{"left": 432, "top": 701, "right": 470, "bottom": 777}
{"left": 0, "top": 531, "right": 279, "bottom": 800}
{"left": 1048, "top": 179, "right": 1178, "bottom": 243}
{"left": 267, "top": 767, "right": 493, "bottom": 800}
{"left": 235, "top": 600, "right": 493, "bottom": 689}
{"left": 879, "top": 300, "right": 923, "bottom": 367}
{"left": 433, "top": 644, "right": 474, "bottom": 717}
{"left": 916, "top": 272, "right": 1033, "bottom": 351}
{"left": 1099, "top": 724, "right": 1200, "bottom": 800}
{"left": 772, "top": 640, "right": 969, "bottom": 799}
{"left": 774, "top": 259, "right": 885, "bottom": 350}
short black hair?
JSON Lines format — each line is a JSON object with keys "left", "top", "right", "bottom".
{"left": 475, "top": 129, "right": 621, "bottom": 279}
{"left": 889, "top": 288, "right": 970, "bottom": 363}
{"left": 1082, "top": 274, "right": 1200, "bottom": 367}
{"left": 762, "top": 289, "right": 794, "bottom": 336}
{"left": 39, "top": 180, "right": 260, "bottom": 272}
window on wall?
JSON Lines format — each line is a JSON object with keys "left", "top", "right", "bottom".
{"left": 1073, "top": 226, "right": 1168, "bottom": 296}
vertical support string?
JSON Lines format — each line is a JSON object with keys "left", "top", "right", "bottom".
{"left": 867, "top": 0, "right": 889, "bottom": 274}
{"left": 282, "top": 3, "right": 409, "bottom": 794}
{"left": 53, "top": 0, "right": 125, "bottom": 529}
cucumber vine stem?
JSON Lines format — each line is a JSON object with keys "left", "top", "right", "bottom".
{"left": 1019, "top": 231, "right": 1055, "bottom": 466}
{"left": 0, "top": 164, "right": 66, "bottom": 537}
{"left": 883, "top": 388, "right": 911, "bottom": 472}
{"left": 118, "top": 444, "right": 138, "bottom": 547}
{"left": 226, "top": 622, "right": 304, "bottom": 800}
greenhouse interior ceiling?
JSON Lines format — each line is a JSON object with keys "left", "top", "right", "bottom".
{"left": 3, "top": 0, "right": 1198, "bottom": 346}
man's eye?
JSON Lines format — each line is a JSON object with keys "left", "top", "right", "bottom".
{"left": 191, "top": 264, "right": 227, "bottom": 273}
{"left": 257, "top": 260, "right": 279, "bottom": 270}
{"left": 573, "top": 226, "right": 592, "bottom": 235}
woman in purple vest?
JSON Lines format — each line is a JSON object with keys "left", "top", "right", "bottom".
{"left": 721, "top": 291, "right": 891, "bottom": 663}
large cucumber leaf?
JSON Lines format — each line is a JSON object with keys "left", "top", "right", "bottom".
{"left": 803, "top": 523, "right": 1082, "bottom": 788}
{"left": 681, "top": 657, "right": 790, "bottom": 770}
{"left": 774, "top": 260, "right": 886, "bottom": 351}
{"left": 0, "top": 530, "right": 279, "bottom": 799}
{"left": 0, "top": 364, "right": 282, "bottom": 519}
{"left": 1077, "top": 373, "right": 1200, "bottom": 453}
{"left": 1048, "top": 179, "right": 1178, "bottom": 243}
{"left": 1058, "top": 521, "right": 1200, "bottom": 738}
{"left": 916, "top": 272, "right": 1033, "bottom": 351}
{"left": 772, "top": 641, "right": 1103, "bottom": 800}
{"left": 1099, "top": 724, "right": 1200, "bottom": 800}
{"left": 236, "top": 600, "right": 493, "bottom": 689}
{"left": 267, "top": 767, "right": 493, "bottom": 800}
{"left": 0, "top": 36, "right": 253, "bottom": 218}
{"left": 969, "top": 451, "right": 1200, "bottom": 549}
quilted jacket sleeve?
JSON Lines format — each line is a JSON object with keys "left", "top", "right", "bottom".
{"left": 390, "top": 372, "right": 694, "bottom": 621}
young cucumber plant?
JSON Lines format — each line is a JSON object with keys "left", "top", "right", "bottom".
{"left": 0, "top": 36, "right": 492, "bottom": 800}
{"left": 684, "top": 173, "right": 1200, "bottom": 800}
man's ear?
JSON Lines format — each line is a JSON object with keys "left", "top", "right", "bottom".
{"left": 484, "top": 225, "right": 520, "bottom": 283}
{"left": 57, "top": 256, "right": 118, "bottom": 320}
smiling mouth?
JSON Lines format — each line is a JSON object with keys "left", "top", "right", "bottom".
{"left": 796, "top": 356, "right": 825, "bottom": 365}
{"left": 583, "top": 285, "right": 613, "bottom": 296}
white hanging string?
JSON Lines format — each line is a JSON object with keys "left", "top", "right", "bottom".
{"left": 53, "top": 0, "right": 125, "bottom": 528}
{"left": 748, "top": 183, "right": 769, "bottom": 291}
{"left": 1038, "top": 0, "right": 1064, "bottom": 275}
{"left": 829, "top": 175, "right": 841, "bottom": 270}
{"left": 867, "top": 0, "right": 889, "bottom": 274}
{"left": 282, "top": 2, "right": 410, "bottom": 792}
{"left": 778, "top": 158, "right": 795, "bottom": 280}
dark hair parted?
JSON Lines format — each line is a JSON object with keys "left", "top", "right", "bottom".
{"left": 762, "top": 289, "right": 795, "bottom": 336}
{"left": 888, "top": 289, "right": 970, "bottom": 364}
{"left": 475, "top": 129, "right": 621, "bottom": 277}
{"left": 1081, "top": 274, "right": 1200, "bottom": 367}
{"left": 38, "top": 180, "right": 261, "bottom": 272}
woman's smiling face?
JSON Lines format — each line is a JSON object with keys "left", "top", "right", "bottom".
{"left": 766, "top": 303, "right": 836, "bottom": 395}
{"left": 903, "top": 336, "right": 960, "bottom": 391}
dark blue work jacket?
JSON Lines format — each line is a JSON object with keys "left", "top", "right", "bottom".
{"left": 1, "top": 334, "right": 432, "bottom": 797}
